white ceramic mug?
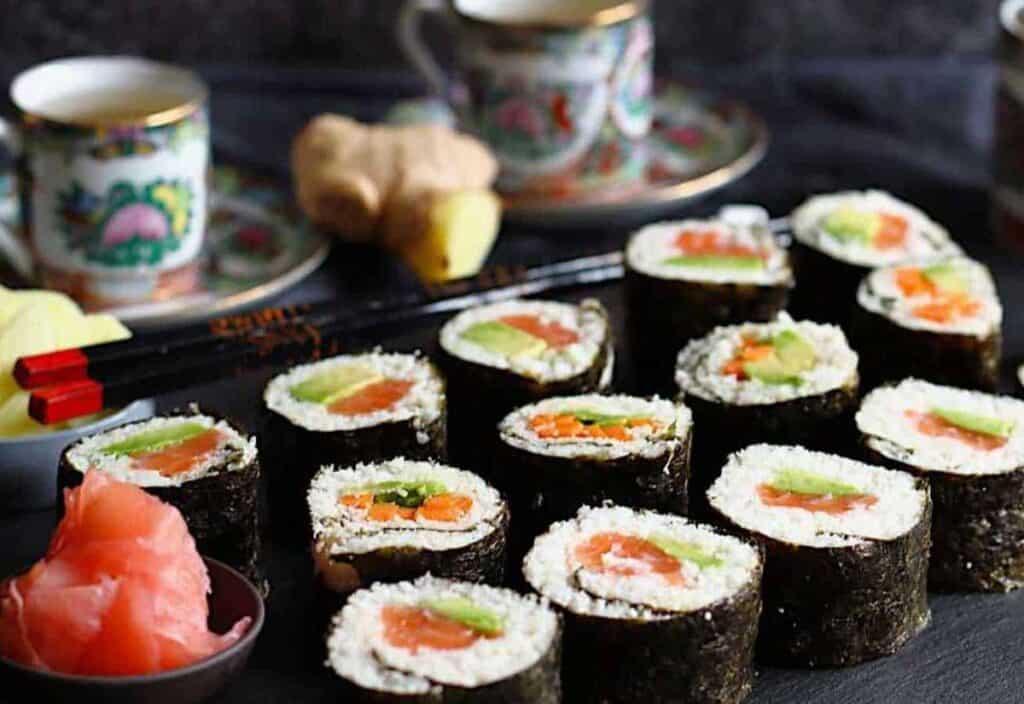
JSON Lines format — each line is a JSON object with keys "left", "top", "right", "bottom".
{"left": 0, "top": 56, "right": 210, "bottom": 305}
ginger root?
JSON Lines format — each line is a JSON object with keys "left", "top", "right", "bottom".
{"left": 291, "top": 115, "right": 501, "bottom": 281}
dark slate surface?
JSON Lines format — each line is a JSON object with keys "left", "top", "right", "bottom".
{"left": 2, "top": 60, "right": 1024, "bottom": 703}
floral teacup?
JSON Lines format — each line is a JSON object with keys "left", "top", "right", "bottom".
{"left": 1, "top": 57, "right": 209, "bottom": 305}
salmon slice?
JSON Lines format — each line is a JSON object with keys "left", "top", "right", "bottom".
{"left": 416, "top": 494, "right": 473, "bottom": 522}
{"left": 499, "top": 315, "right": 580, "bottom": 348}
{"left": 528, "top": 413, "right": 651, "bottom": 441}
{"left": 339, "top": 493, "right": 373, "bottom": 510}
{"left": 906, "top": 410, "right": 1008, "bottom": 451}
{"left": 721, "top": 335, "right": 775, "bottom": 379}
{"left": 575, "top": 532, "right": 685, "bottom": 586}
{"left": 674, "top": 229, "right": 761, "bottom": 258}
{"left": 895, "top": 268, "right": 936, "bottom": 298}
{"left": 911, "top": 294, "right": 980, "bottom": 324}
{"left": 367, "top": 503, "right": 417, "bottom": 522}
{"left": 874, "top": 213, "right": 909, "bottom": 250}
{"left": 128, "top": 428, "right": 224, "bottom": 477}
{"left": 757, "top": 484, "right": 878, "bottom": 515}
{"left": 0, "top": 471, "right": 249, "bottom": 676}
{"left": 328, "top": 378, "right": 414, "bottom": 415}
{"left": 382, "top": 605, "right": 481, "bottom": 653}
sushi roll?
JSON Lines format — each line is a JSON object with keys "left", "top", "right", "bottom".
{"left": 708, "top": 444, "right": 931, "bottom": 667}
{"left": 851, "top": 257, "right": 1002, "bottom": 390}
{"left": 497, "top": 394, "right": 692, "bottom": 544}
{"left": 438, "top": 298, "right": 613, "bottom": 472}
{"left": 857, "top": 379, "right": 1024, "bottom": 591}
{"left": 674, "top": 316, "right": 859, "bottom": 513}
{"left": 326, "top": 575, "right": 561, "bottom": 703}
{"left": 58, "top": 408, "right": 265, "bottom": 593}
{"left": 790, "top": 190, "right": 961, "bottom": 323}
{"left": 625, "top": 217, "right": 793, "bottom": 392}
{"left": 524, "top": 505, "right": 762, "bottom": 704}
{"left": 308, "top": 458, "right": 509, "bottom": 599}
{"left": 263, "top": 350, "right": 446, "bottom": 537}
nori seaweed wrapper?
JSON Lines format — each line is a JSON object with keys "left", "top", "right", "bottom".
{"left": 332, "top": 614, "right": 562, "bottom": 704}
{"left": 558, "top": 566, "right": 762, "bottom": 703}
{"left": 788, "top": 241, "right": 869, "bottom": 325}
{"left": 849, "top": 303, "right": 1001, "bottom": 392}
{"left": 261, "top": 399, "right": 447, "bottom": 543}
{"left": 712, "top": 482, "right": 932, "bottom": 667}
{"left": 625, "top": 266, "right": 790, "bottom": 394}
{"left": 58, "top": 408, "right": 267, "bottom": 596}
{"left": 863, "top": 446, "right": 1024, "bottom": 592}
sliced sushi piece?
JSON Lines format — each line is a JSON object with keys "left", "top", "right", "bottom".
{"left": 438, "top": 298, "right": 613, "bottom": 473}
{"left": 327, "top": 575, "right": 561, "bottom": 703}
{"left": 497, "top": 394, "right": 692, "bottom": 559}
{"left": 852, "top": 257, "right": 1002, "bottom": 390}
{"left": 263, "top": 350, "right": 446, "bottom": 539}
{"left": 524, "top": 505, "right": 762, "bottom": 704}
{"left": 625, "top": 216, "right": 793, "bottom": 392}
{"left": 308, "top": 458, "right": 509, "bottom": 601}
{"left": 857, "top": 379, "right": 1024, "bottom": 591}
{"left": 674, "top": 316, "right": 860, "bottom": 514}
{"left": 708, "top": 444, "right": 931, "bottom": 667}
{"left": 58, "top": 407, "right": 265, "bottom": 594}
{"left": 789, "top": 190, "right": 961, "bottom": 323}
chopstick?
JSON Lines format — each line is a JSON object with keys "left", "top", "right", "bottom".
{"left": 25, "top": 252, "right": 625, "bottom": 424}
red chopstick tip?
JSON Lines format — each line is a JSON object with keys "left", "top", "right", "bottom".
{"left": 29, "top": 379, "right": 103, "bottom": 425}
{"left": 15, "top": 348, "right": 90, "bottom": 389}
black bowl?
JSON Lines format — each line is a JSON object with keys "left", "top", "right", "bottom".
{"left": 0, "top": 557, "right": 264, "bottom": 704}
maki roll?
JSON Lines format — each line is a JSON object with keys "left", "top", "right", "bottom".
{"left": 857, "top": 379, "right": 1024, "bottom": 591}
{"left": 438, "top": 298, "right": 613, "bottom": 471}
{"left": 790, "top": 190, "right": 961, "bottom": 323}
{"left": 524, "top": 505, "right": 762, "bottom": 704}
{"left": 308, "top": 458, "right": 509, "bottom": 599}
{"left": 625, "top": 217, "right": 793, "bottom": 392}
{"left": 852, "top": 257, "right": 1002, "bottom": 390}
{"left": 58, "top": 409, "right": 265, "bottom": 593}
{"left": 497, "top": 394, "right": 691, "bottom": 546}
{"left": 263, "top": 350, "right": 446, "bottom": 537}
{"left": 708, "top": 444, "right": 931, "bottom": 667}
{"left": 326, "top": 575, "right": 561, "bottom": 703}
{"left": 675, "top": 316, "right": 859, "bottom": 512}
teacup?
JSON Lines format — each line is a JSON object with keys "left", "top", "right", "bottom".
{"left": 399, "top": 0, "right": 653, "bottom": 200}
{"left": 0, "top": 56, "right": 209, "bottom": 306}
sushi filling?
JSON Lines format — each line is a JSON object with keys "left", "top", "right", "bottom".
{"left": 857, "top": 258, "right": 1001, "bottom": 337}
{"left": 708, "top": 444, "right": 926, "bottom": 548}
{"left": 857, "top": 380, "right": 1024, "bottom": 475}
{"left": 524, "top": 506, "right": 760, "bottom": 618}
{"left": 440, "top": 299, "right": 608, "bottom": 383}
{"left": 64, "top": 414, "right": 255, "bottom": 487}
{"left": 327, "top": 576, "right": 558, "bottom": 694}
{"left": 500, "top": 395, "right": 689, "bottom": 460}
{"left": 675, "top": 317, "right": 857, "bottom": 405}
{"left": 264, "top": 351, "right": 444, "bottom": 433}
{"left": 791, "top": 190, "right": 960, "bottom": 267}
{"left": 625, "top": 219, "right": 791, "bottom": 284}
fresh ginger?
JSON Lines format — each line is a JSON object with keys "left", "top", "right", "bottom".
{"left": 291, "top": 115, "right": 501, "bottom": 281}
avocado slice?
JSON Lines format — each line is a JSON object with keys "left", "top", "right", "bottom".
{"left": 460, "top": 321, "right": 546, "bottom": 357}
{"left": 743, "top": 330, "right": 816, "bottom": 386}
{"left": 561, "top": 408, "right": 636, "bottom": 427}
{"left": 769, "top": 468, "right": 862, "bottom": 497}
{"left": 420, "top": 597, "right": 504, "bottom": 636}
{"left": 289, "top": 363, "right": 382, "bottom": 404}
{"left": 661, "top": 254, "right": 765, "bottom": 270}
{"left": 822, "top": 206, "right": 880, "bottom": 244}
{"left": 648, "top": 534, "right": 724, "bottom": 569}
{"left": 922, "top": 263, "right": 968, "bottom": 295}
{"left": 102, "top": 421, "right": 209, "bottom": 457}
{"left": 931, "top": 407, "right": 1014, "bottom": 438}
{"left": 363, "top": 479, "right": 449, "bottom": 508}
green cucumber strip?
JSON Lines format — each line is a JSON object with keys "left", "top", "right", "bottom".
{"left": 660, "top": 254, "right": 765, "bottom": 270}
{"left": 361, "top": 479, "right": 449, "bottom": 508}
{"left": 101, "top": 421, "right": 209, "bottom": 457}
{"left": 459, "top": 321, "right": 547, "bottom": 357}
{"left": 930, "top": 407, "right": 1014, "bottom": 438}
{"left": 769, "top": 468, "right": 863, "bottom": 497}
{"left": 648, "top": 534, "right": 724, "bottom": 569}
{"left": 289, "top": 363, "right": 382, "bottom": 404}
{"left": 420, "top": 597, "right": 505, "bottom": 636}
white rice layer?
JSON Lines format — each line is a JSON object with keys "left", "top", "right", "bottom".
{"left": 499, "top": 394, "right": 691, "bottom": 460}
{"left": 263, "top": 351, "right": 444, "bottom": 433}
{"left": 65, "top": 413, "right": 256, "bottom": 488}
{"left": 674, "top": 315, "right": 858, "bottom": 405}
{"left": 625, "top": 218, "right": 793, "bottom": 284}
{"left": 327, "top": 575, "right": 559, "bottom": 694}
{"left": 857, "top": 379, "right": 1024, "bottom": 476}
{"left": 439, "top": 299, "right": 608, "bottom": 383}
{"left": 309, "top": 458, "right": 505, "bottom": 556}
{"left": 857, "top": 257, "right": 1002, "bottom": 338}
{"left": 791, "top": 190, "right": 961, "bottom": 267}
{"left": 523, "top": 505, "right": 760, "bottom": 620}
{"left": 708, "top": 444, "right": 927, "bottom": 548}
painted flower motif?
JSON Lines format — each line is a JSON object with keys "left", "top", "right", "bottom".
{"left": 494, "top": 98, "right": 546, "bottom": 139}
{"left": 101, "top": 203, "right": 169, "bottom": 246}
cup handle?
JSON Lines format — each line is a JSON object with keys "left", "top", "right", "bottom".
{"left": 398, "top": 0, "right": 457, "bottom": 100}
{"left": 0, "top": 118, "right": 34, "bottom": 284}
